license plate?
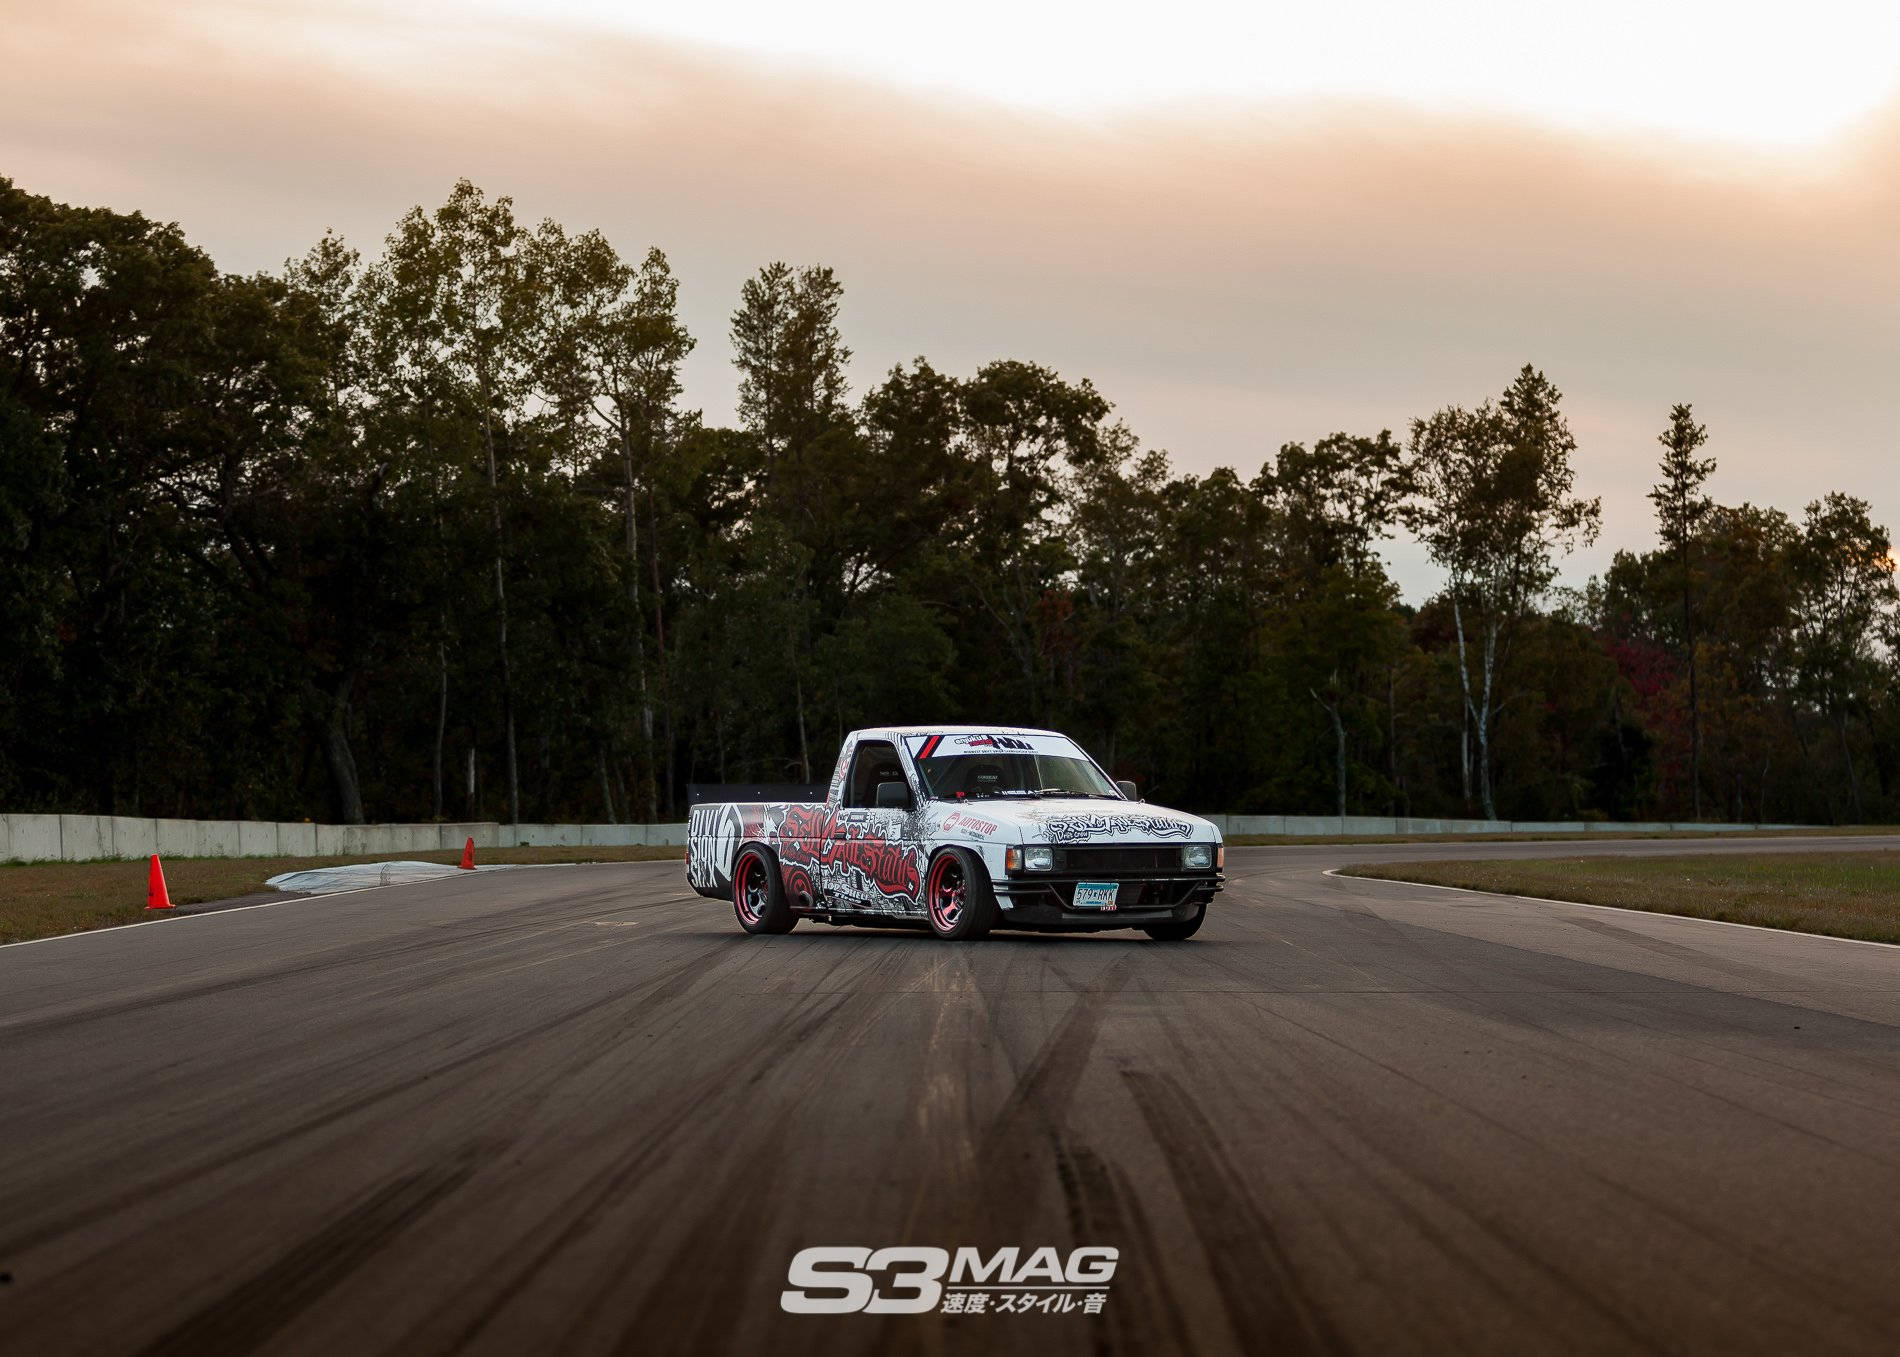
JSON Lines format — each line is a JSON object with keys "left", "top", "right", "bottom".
{"left": 1071, "top": 881, "right": 1119, "bottom": 911}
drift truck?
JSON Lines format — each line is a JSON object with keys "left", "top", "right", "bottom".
{"left": 685, "top": 726, "right": 1224, "bottom": 940}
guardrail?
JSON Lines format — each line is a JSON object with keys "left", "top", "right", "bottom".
{"left": 0, "top": 815, "right": 688, "bottom": 864}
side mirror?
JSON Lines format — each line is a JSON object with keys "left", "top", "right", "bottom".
{"left": 1116, "top": 779, "right": 1139, "bottom": 801}
{"left": 876, "top": 780, "right": 912, "bottom": 810}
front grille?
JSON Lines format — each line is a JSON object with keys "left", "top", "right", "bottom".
{"left": 1058, "top": 845, "right": 1183, "bottom": 874}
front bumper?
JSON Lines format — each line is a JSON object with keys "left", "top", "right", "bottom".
{"left": 993, "top": 872, "right": 1222, "bottom": 930}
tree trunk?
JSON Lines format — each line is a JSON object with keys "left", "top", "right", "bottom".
{"left": 1683, "top": 552, "right": 1701, "bottom": 820}
{"left": 322, "top": 675, "right": 365, "bottom": 825}
{"left": 598, "top": 745, "right": 617, "bottom": 824}
{"left": 481, "top": 405, "right": 521, "bottom": 826}
{"left": 1837, "top": 709, "right": 1866, "bottom": 822}
{"left": 1452, "top": 595, "right": 1476, "bottom": 811}
{"left": 1386, "top": 666, "right": 1399, "bottom": 816}
{"left": 1477, "top": 615, "right": 1498, "bottom": 821}
{"left": 431, "top": 640, "right": 447, "bottom": 820}
{"left": 619, "top": 416, "right": 659, "bottom": 822}
{"left": 1309, "top": 687, "right": 1348, "bottom": 817}
{"left": 795, "top": 671, "right": 811, "bottom": 783}
{"left": 1459, "top": 702, "right": 1472, "bottom": 806}
{"left": 647, "top": 484, "right": 675, "bottom": 818}
{"left": 1330, "top": 699, "right": 1346, "bottom": 817}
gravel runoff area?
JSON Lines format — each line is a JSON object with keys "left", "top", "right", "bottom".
{"left": 0, "top": 845, "right": 685, "bottom": 945}
{"left": 1342, "top": 850, "right": 1900, "bottom": 945}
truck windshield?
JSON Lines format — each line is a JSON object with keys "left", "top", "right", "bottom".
{"left": 917, "top": 753, "right": 1122, "bottom": 801}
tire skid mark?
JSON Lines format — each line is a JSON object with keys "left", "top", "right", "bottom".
{"left": 395, "top": 987, "right": 858, "bottom": 1355}
{"left": 1168, "top": 1014, "right": 1619, "bottom": 1350}
{"left": 1121, "top": 1068, "right": 1348, "bottom": 1356}
{"left": 134, "top": 1143, "right": 485, "bottom": 1357}
{"left": 0, "top": 933, "right": 740, "bottom": 1257}
{"left": 1555, "top": 913, "right": 1828, "bottom": 991}
{"left": 1051, "top": 1139, "right": 1195, "bottom": 1357}
{"left": 1385, "top": 975, "right": 1900, "bottom": 1176}
{"left": 1248, "top": 993, "right": 1888, "bottom": 1347}
{"left": 3, "top": 870, "right": 689, "bottom": 1037}
{"left": 980, "top": 954, "right": 1135, "bottom": 1156}
{"left": 607, "top": 988, "right": 905, "bottom": 1355}
{"left": 925, "top": 954, "right": 1135, "bottom": 1242}
{"left": 4, "top": 909, "right": 613, "bottom": 1037}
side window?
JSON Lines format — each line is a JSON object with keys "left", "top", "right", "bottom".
{"left": 845, "top": 741, "right": 906, "bottom": 809}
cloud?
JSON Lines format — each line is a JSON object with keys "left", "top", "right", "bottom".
{"left": 5, "top": 0, "right": 1897, "bottom": 595}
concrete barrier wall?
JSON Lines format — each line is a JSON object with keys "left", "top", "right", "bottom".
{"left": 1205, "top": 814, "right": 1799, "bottom": 838}
{"left": 2, "top": 809, "right": 1805, "bottom": 864}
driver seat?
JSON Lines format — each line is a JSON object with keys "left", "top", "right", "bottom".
{"left": 965, "top": 761, "right": 1005, "bottom": 797}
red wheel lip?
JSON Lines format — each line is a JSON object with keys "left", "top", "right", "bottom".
{"left": 734, "top": 851, "right": 766, "bottom": 925}
{"left": 927, "top": 855, "right": 965, "bottom": 931}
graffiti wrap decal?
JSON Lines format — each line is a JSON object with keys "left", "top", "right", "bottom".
{"left": 772, "top": 804, "right": 922, "bottom": 907}
{"left": 686, "top": 802, "right": 745, "bottom": 891}
{"left": 1041, "top": 813, "right": 1193, "bottom": 843}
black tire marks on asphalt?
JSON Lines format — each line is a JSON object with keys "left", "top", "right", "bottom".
{"left": 134, "top": 1145, "right": 485, "bottom": 1357}
{"left": 0, "top": 930, "right": 737, "bottom": 1260}
{"left": 1121, "top": 1068, "right": 1347, "bottom": 1356}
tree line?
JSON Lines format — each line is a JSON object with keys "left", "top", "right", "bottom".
{"left": 2, "top": 177, "right": 1896, "bottom": 825}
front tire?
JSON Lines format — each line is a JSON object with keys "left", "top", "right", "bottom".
{"left": 733, "top": 846, "right": 796, "bottom": 935}
{"left": 1142, "top": 902, "right": 1205, "bottom": 941}
{"left": 925, "top": 847, "right": 997, "bottom": 940}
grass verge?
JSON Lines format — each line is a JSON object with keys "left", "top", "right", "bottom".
{"left": 0, "top": 844, "right": 685, "bottom": 945}
{"left": 1342, "top": 851, "right": 1900, "bottom": 945}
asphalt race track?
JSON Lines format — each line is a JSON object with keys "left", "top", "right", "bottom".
{"left": 5, "top": 836, "right": 1900, "bottom": 1355}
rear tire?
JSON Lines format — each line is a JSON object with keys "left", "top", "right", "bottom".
{"left": 733, "top": 845, "right": 796, "bottom": 935}
{"left": 925, "top": 847, "right": 997, "bottom": 941}
{"left": 1142, "top": 903, "right": 1205, "bottom": 941}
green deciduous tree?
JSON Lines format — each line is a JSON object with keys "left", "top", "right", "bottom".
{"left": 1408, "top": 366, "right": 1601, "bottom": 819}
{"left": 8, "top": 177, "right": 1899, "bottom": 831}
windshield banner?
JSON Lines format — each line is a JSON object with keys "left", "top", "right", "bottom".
{"left": 906, "top": 732, "right": 1082, "bottom": 760}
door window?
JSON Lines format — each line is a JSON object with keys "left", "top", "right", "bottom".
{"left": 844, "top": 740, "right": 909, "bottom": 809}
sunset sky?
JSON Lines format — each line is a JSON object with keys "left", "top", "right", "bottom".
{"left": 5, "top": 0, "right": 1897, "bottom": 595}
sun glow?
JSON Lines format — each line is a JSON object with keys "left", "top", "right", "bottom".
{"left": 460, "top": 0, "right": 1900, "bottom": 149}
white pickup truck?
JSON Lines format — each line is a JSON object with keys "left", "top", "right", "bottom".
{"left": 686, "top": 726, "right": 1224, "bottom": 940}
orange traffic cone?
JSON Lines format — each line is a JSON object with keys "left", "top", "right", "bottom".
{"left": 146, "top": 854, "right": 174, "bottom": 910}
{"left": 459, "top": 837, "right": 476, "bottom": 871}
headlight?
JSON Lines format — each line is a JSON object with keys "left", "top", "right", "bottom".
{"left": 1182, "top": 844, "right": 1214, "bottom": 870}
{"left": 1008, "top": 846, "right": 1054, "bottom": 872}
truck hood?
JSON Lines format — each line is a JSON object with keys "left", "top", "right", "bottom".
{"left": 931, "top": 798, "right": 1217, "bottom": 844}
